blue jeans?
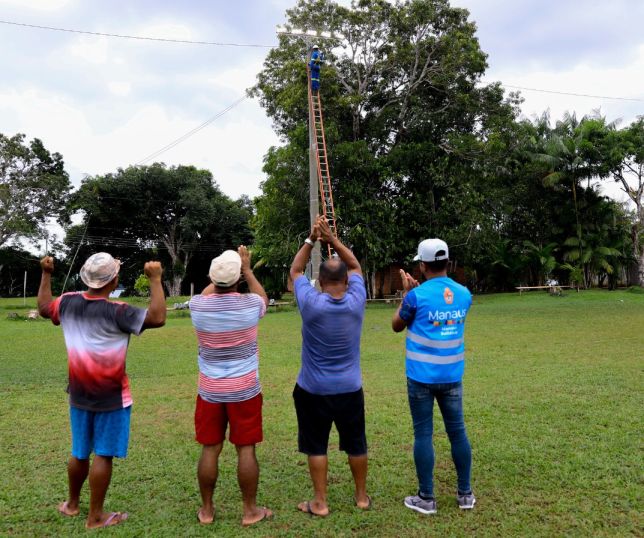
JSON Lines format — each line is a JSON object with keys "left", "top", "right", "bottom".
{"left": 407, "top": 378, "right": 471, "bottom": 498}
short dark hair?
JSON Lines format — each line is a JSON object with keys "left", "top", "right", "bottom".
{"left": 319, "top": 259, "right": 348, "bottom": 283}
{"left": 214, "top": 281, "right": 239, "bottom": 293}
{"left": 422, "top": 259, "right": 448, "bottom": 272}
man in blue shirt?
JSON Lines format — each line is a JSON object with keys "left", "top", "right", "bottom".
{"left": 392, "top": 238, "right": 475, "bottom": 514}
{"left": 290, "top": 215, "right": 370, "bottom": 517}
{"left": 309, "top": 45, "right": 323, "bottom": 92}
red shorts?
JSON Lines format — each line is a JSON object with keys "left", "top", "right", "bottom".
{"left": 194, "top": 393, "right": 263, "bottom": 446}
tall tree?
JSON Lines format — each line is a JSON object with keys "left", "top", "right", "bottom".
{"left": 68, "top": 164, "right": 252, "bottom": 296}
{"left": 253, "top": 0, "right": 516, "bottom": 295}
{"left": 607, "top": 118, "right": 644, "bottom": 286}
{"left": 533, "top": 113, "right": 614, "bottom": 287}
{"left": 0, "top": 133, "right": 71, "bottom": 247}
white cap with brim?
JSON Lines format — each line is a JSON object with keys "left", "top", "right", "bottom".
{"left": 413, "top": 238, "right": 449, "bottom": 262}
{"left": 209, "top": 250, "right": 242, "bottom": 287}
{"left": 80, "top": 252, "right": 121, "bottom": 289}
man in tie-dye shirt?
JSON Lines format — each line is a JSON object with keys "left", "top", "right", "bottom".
{"left": 38, "top": 252, "right": 166, "bottom": 529}
{"left": 188, "top": 246, "right": 272, "bottom": 527}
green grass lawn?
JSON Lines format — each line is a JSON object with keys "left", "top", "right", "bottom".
{"left": 0, "top": 290, "right": 642, "bottom": 537}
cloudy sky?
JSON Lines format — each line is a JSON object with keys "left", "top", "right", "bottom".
{"left": 1, "top": 0, "right": 642, "bottom": 212}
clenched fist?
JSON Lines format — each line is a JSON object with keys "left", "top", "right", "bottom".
{"left": 40, "top": 256, "right": 55, "bottom": 274}
{"left": 144, "top": 261, "right": 163, "bottom": 281}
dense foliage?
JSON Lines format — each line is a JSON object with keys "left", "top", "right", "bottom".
{"left": 1, "top": 0, "right": 641, "bottom": 296}
{"left": 0, "top": 133, "right": 70, "bottom": 247}
{"left": 252, "top": 0, "right": 641, "bottom": 294}
{"left": 65, "top": 164, "right": 253, "bottom": 295}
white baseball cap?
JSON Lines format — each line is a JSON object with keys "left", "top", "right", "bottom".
{"left": 413, "top": 239, "right": 449, "bottom": 262}
{"left": 209, "top": 250, "right": 241, "bottom": 287}
{"left": 80, "top": 252, "right": 121, "bottom": 289}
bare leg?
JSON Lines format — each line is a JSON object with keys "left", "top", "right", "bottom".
{"left": 58, "top": 457, "right": 88, "bottom": 516}
{"left": 348, "top": 455, "right": 370, "bottom": 508}
{"left": 197, "top": 443, "right": 223, "bottom": 524}
{"left": 85, "top": 456, "right": 126, "bottom": 528}
{"left": 298, "top": 455, "right": 329, "bottom": 516}
{"left": 237, "top": 445, "right": 272, "bottom": 526}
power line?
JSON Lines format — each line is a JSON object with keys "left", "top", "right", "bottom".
{"left": 136, "top": 96, "right": 248, "bottom": 164}
{"left": 504, "top": 84, "right": 644, "bottom": 103}
{"left": 65, "top": 234, "right": 234, "bottom": 253}
{"left": 0, "top": 19, "right": 274, "bottom": 48}
{"left": 3, "top": 19, "right": 642, "bottom": 104}
{"left": 62, "top": 216, "right": 90, "bottom": 292}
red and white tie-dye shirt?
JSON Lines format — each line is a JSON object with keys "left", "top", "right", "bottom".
{"left": 48, "top": 292, "right": 147, "bottom": 411}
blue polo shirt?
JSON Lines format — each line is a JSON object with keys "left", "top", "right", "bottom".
{"left": 399, "top": 276, "right": 472, "bottom": 384}
{"left": 294, "top": 274, "right": 366, "bottom": 395}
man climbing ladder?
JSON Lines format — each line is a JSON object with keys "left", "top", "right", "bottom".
{"left": 307, "top": 44, "right": 337, "bottom": 258}
{"left": 309, "top": 44, "right": 324, "bottom": 92}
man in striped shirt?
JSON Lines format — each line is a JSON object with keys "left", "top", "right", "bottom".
{"left": 189, "top": 246, "right": 272, "bottom": 527}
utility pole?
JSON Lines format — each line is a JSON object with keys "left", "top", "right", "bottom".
{"left": 276, "top": 26, "right": 343, "bottom": 283}
{"left": 307, "top": 45, "right": 322, "bottom": 283}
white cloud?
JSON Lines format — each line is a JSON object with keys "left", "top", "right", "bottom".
{"left": 483, "top": 46, "right": 644, "bottom": 205}
{"left": 486, "top": 44, "right": 644, "bottom": 125}
{"left": 0, "top": 86, "right": 279, "bottom": 200}
{"left": 206, "top": 63, "right": 263, "bottom": 93}
{"left": 132, "top": 21, "right": 195, "bottom": 41}
{"left": 0, "top": 0, "right": 73, "bottom": 10}
{"left": 67, "top": 35, "right": 110, "bottom": 64}
{"left": 107, "top": 81, "right": 131, "bottom": 96}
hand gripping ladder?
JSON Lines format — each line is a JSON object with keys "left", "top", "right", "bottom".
{"left": 308, "top": 67, "right": 338, "bottom": 257}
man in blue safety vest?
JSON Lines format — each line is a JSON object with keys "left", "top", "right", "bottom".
{"left": 309, "top": 45, "right": 324, "bottom": 92}
{"left": 391, "top": 238, "right": 476, "bottom": 515}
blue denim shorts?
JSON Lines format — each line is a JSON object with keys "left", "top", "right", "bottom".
{"left": 70, "top": 405, "right": 132, "bottom": 459}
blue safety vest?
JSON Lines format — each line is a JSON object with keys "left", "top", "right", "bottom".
{"left": 400, "top": 277, "right": 472, "bottom": 384}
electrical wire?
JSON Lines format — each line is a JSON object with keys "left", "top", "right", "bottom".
{"left": 65, "top": 234, "right": 235, "bottom": 252}
{"left": 0, "top": 19, "right": 274, "bottom": 48}
{"left": 503, "top": 84, "right": 644, "bottom": 102}
{"left": 3, "top": 19, "right": 641, "bottom": 103}
{"left": 135, "top": 95, "right": 248, "bottom": 164}
{"left": 62, "top": 216, "right": 90, "bottom": 292}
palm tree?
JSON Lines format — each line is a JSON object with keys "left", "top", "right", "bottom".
{"left": 561, "top": 236, "right": 621, "bottom": 287}
{"left": 522, "top": 240, "right": 558, "bottom": 285}
{"left": 532, "top": 113, "right": 616, "bottom": 287}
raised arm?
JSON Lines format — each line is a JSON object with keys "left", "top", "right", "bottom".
{"left": 290, "top": 223, "right": 320, "bottom": 282}
{"left": 37, "top": 256, "right": 56, "bottom": 318}
{"left": 143, "top": 261, "right": 166, "bottom": 328}
{"left": 392, "top": 270, "right": 419, "bottom": 332}
{"left": 239, "top": 245, "right": 268, "bottom": 306}
{"left": 316, "top": 215, "right": 361, "bottom": 276}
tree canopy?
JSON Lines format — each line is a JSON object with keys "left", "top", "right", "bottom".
{"left": 0, "top": 133, "right": 71, "bottom": 247}
{"left": 252, "top": 0, "right": 639, "bottom": 294}
{"left": 67, "top": 163, "right": 252, "bottom": 295}
{"left": 253, "top": 0, "right": 521, "bottom": 294}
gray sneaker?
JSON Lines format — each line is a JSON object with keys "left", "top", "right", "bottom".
{"left": 404, "top": 495, "right": 437, "bottom": 515}
{"left": 456, "top": 492, "right": 476, "bottom": 510}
